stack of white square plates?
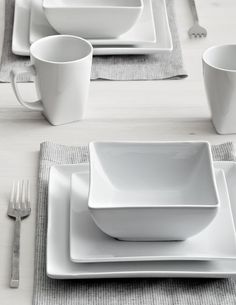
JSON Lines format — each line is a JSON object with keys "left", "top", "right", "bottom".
{"left": 12, "top": 0, "right": 173, "bottom": 56}
{"left": 47, "top": 161, "right": 236, "bottom": 279}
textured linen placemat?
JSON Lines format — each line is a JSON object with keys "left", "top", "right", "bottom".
{"left": 34, "top": 141, "right": 236, "bottom": 305}
{"left": 0, "top": 0, "right": 187, "bottom": 82}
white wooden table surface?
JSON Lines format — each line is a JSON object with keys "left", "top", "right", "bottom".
{"left": 0, "top": 0, "right": 236, "bottom": 304}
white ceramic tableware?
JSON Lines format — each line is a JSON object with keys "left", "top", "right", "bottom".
{"left": 12, "top": 0, "right": 31, "bottom": 55}
{"left": 30, "top": 0, "right": 57, "bottom": 44}
{"left": 30, "top": 0, "right": 156, "bottom": 45}
{"left": 12, "top": 0, "right": 172, "bottom": 56}
{"left": 203, "top": 44, "right": 236, "bottom": 134}
{"left": 47, "top": 162, "right": 236, "bottom": 279}
{"left": 10, "top": 35, "right": 92, "bottom": 126}
{"left": 43, "top": 0, "right": 143, "bottom": 39}
{"left": 70, "top": 166, "right": 236, "bottom": 263}
{"left": 88, "top": 141, "right": 219, "bottom": 241}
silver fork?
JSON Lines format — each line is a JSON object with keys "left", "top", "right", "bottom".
{"left": 7, "top": 180, "right": 31, "bottom": 288}
{"left": 188, "top": 0, "right": 207, "bottom": 38}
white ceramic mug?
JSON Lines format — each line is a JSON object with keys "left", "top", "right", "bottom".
{"left": 203, "top": 44, "right": 236, "bottom": 134}
{"left": 10, "top": 35, "right": 93, "bottom": 125}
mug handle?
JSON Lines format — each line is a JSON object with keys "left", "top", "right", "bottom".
{"left": 10, "top": 65, "right": 44, "bottom": 111}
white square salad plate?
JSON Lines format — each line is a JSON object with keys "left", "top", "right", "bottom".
{"left": 70, "top": 166, "right": 235, "bottom": 263}
{"left": 30, "top": 0, "right": 156, "bottom": 45}
{"left": 12, "top": 0, "right": 31, "bottom": 56}
{"left": 12, "top": 0, "right": 173, "bottom": 56}
{"left": 47, "top": 162, "right": 236, "bottom": 279}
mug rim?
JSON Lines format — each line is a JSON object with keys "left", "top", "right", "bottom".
{"left": 202, "top": 44, "right": 236, "bottom": 73}
{"left": 30, "top": 35, "right": 93, "bottom": 65}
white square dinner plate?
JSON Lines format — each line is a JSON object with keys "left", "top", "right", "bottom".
{"left": 12, "top": 0, "right": 173, "bottom": 56}
{"left": 69, "top": 166, "right": 236, "bottom": 263}
{"left": 29, "top": 0, "right": 156, "bottom": 45}
{"left": 47, "top": 162, "right": 236, "bottom": 279}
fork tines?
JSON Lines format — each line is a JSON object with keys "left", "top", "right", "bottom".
{"left": 8, "top": 180, "right": 30, "bottom": 216}
{"left": 188, "top": 25, "right": 207, "bottom": 39}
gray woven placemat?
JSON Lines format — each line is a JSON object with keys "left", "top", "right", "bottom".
{"left": 0, "top": 0, "right": 187, "bottom": 82}
{"left": 34, "top": 141, "right": 236, "bottom": 305}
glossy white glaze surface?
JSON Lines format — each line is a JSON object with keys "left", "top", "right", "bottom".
{"left": 43, "top": 0, "right": 143, "bottom": 39}
{"left": 46, "top": 162, "right": 236, "bottom": 278}
{"left": 30, "top": 0, "right": 156, "bottom": 45}
{"left": 11, "top": 35, "right": 93, "bottom": 125}
{"left": 203, "top": 45, "right": 236, "bottom": 134}
{"left": 88, "top": 141, "right": 219, "bottom": 240}
{"left": 12, "top": 0, "right": 172, "bottom": 55}
{"left": 70, "top": 166, "right": 236, "bottom": 263}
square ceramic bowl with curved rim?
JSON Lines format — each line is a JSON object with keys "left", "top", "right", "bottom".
{"left": 43, "top": 0, "right": 143, "bottom": 39}
{"left": 88, "top": 141, "right": 220, "bottom": 241}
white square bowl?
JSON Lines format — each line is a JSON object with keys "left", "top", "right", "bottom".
{"left": 43, "top": 0, "right": 143, "bottom": 39}
{"left": 88, "top": 141, "right": 220, "bottom": 241}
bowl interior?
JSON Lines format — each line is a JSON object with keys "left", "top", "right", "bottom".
{"left": 89, "top": 142, "right": 219, "bottom": 207}
{"left": 43, "top": 0, "right": 142, "bottom": 8}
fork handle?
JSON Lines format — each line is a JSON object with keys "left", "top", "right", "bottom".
{"left": 10, "top": 217, "right": 21, "bottom": 288}
{"left": 189, "top": 0, "right": 199, "bottom": 23}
